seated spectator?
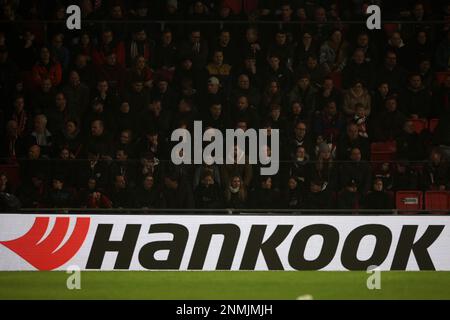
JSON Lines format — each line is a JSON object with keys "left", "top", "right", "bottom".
{"left": 50, "top": 32, "right": 70, "bottom": 73}
{"left": 46, "top": 176, "right": 74, "bottom": 208}
{"left": 267, "top": 29, "right": 294, "bottom": 69}
{"left": 304, "top": 179, "right": 334, "bottom": 210}
{"left": 282, "top": 177, "right": 304, "bottom": 210}
{"left": 134, "top": 175, "right": 163, "bottom": 209}
{"left": 77, "top": 151, "right": 109, "bottom": 189}
{"left": 125, "top": 28, "right": 153, "bottom": 67}
{"left": 371, "top": 82, "right": 390, "bottom": 116}
{"left": 10, "top": 95, "right": 30, "bottom": 138}
{"left": 224, "top": 175, "right": 247, "bottom": 209}
{"left": 92, "top": 30, "right": 126, "bottom": 67}
{"left": 230, "top": 74, "right": 261, "bottom": 110}
{"left": 296, "top": 55, "right": 327, "bottom": 88}
{"left": 249, "top": 176, "right": 280, "bottom": 210}
{"left": 232, "top": 96, "right": 259, "bottom": 129}
{"left": 32, "top": 77, "right": 56, "bottom": 115}
{"left": 375, "top": 51, "right": 407, "bottom": 94}
{"left": 339, "top": 147, "right": 372, "bottom": 195}
{"left": 108, "top": 175, "right": 133, "bottom": 208}
{"left": 31, "top": 46, "right": 62, "bottom": 88}
{"left": 26, "top": 114, "right": 53, "bottom": 158}
{"left": 308, "top": 142, "right": 338, "bottom": 192}
{"left": 109, "top": 148, "right": 137, "bottom": 188}
{"left": 319, "top": 29, "right": 349, "bottom": 73}
{"left": 127, "top": 55, "right": 153, "bottom": 90}
{"left": 122, "top": 78, "right": 151, "bottom": 113}
{"left": 313, "top": 100, "right": 346, "bottom": 143}
{"left": 374, "top": 162, "right": 394, "bottom": 192}
{"left": 288, "top": 74, "right": 317, "bottom": 118}
{"left": 336, "top": 123, "right": 370, "bottom": 161}
{"left": 396, "top": 120, "right": 426, "bottom": 161}
{"left": 371, "top": 95, "right": 407, "bottom": 142}
{"left": 193, "top": 161, "right": 222, "bottom": 189}
{"left": 261, "top": 80, "right": 283, "bottom": 115}
{"left": 17, "top": 172, "right": 47, "bottom": 208}
{"left": 161, "top": 173, "right": 195, "bottom": 209}
{"left": 363, "top": 178, "right": 394, "bottom": 212}
{"left": 422, "top": 148, "right": 450, "bottom": 191}
{"left": 221, "top": 146, "right": 253, "bottom": 188}
{"left": 194, "top": 172, "right": 223, "bottom": 209}
{"left": 45, "top": 92, "right": 77, "bottom": 134}
{"left": 337, "top": 180, "right": 361, "bottom": 213}
{"left": 263, "top": 54, "right": 293, "bottom": 91}
{"left": 343, "top": 80, "right": 371, "bottom": 118}
{"left": 351, "top": 104, "right": 369, "bottom": 139}
{"left": 392, "top": 161, "right": 420, "bottom": 191}
{"left": 315, "top": 77, "right": 343, "bottom": 113}
{"left": 96, "top": 51, "right": 127, "bottom": 94}
{"left": 63, "top": 71, "right": 90, "bottom": 121}
{"left": 206, "top": 50, "right": 232, "bottom": 91}
{"left": 400, "top": 73, "right": 432, "bottom": 119}
{"left": 342, "top": 48, "right": 373, "bottom": 89}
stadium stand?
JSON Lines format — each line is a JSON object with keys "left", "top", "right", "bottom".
{"left": 0, "top": 1, "right": 449, "bottom": 213}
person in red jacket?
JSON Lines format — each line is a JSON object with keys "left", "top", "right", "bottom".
{"left": 92, "top": 30, "right": 126, "bottom": 67}
{"left": 31, "top": 46, "right": 62, "bottom": 88}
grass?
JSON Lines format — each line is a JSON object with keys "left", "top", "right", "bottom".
{"left": 1, "top": 271, "right": 450, "bottom": 300}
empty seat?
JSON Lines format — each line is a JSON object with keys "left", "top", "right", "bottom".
{"left": 0, "top": 165, "right": 21, "bottom": 191}
{"left": 408, "top": 118, "right": 428, "bottom": 134}
{"left": 370, "top": 141, "right": 397, "bottom": 163}
{"left": 425, "top": 191, "right": 450, "bottom": 214}
{"left": 429, "top": 119, "right": 439, "bottom": 133}
{"left": 435, "top": 72, "right": 450, "bottom": 86}
{"left": 396, "top": 191, "right": 423, "bottom": 214}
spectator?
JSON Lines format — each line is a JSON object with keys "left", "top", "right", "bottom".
{"left": 371, "top": 95, "right": 407, "bottom": 142}
{"left": 224, "top": 175, "right": 247, "bottom": 209}
{"left": 134, "top": 175, "right": 163, "bottom": 209}
{"left": 46, "top": 176, "right": 74, "bottom": 208}
{"left": 400, "top": 73, "right": 432, "bottom": 119}
{"left": 342, "top": 48, "right": 373, "bottom": 89}
{"left": 304, "top": 179, "right": 334, "bottom": 210}
{"left": 337, "top": 180, "right": 361, "bottom": 213}
{"left": 339, "top": 147, "right": 372, "bottom": 195}
{"left": 31, "top": 46, "right": 62, "bottom": 88}
{"left": 161, "top": 173, "right": 195, "bottom": 209}
{"left": 363, "top": 178, "right": 394, "bottom": 212}
{"left": 194, "top": 172, "right": 223, "bottom": 209}
{"left": 282, "top": 177, "right": 304, "bottom": 210}
{"left": 319, "top": 29, "right": 349, "bottom": 73}
{"left": 108, "top": 175, "right": 133, "bottom": 208}
{"left": 422, "top": 148, "right": 450, "bottom": 191}
{"left": 249, "top": 176, "right": 279, "bottom": 210}
{"left": 288, "top": 74, "right": 317, "bottom": 118}
{"left": 343, "top": 80, "right": 371, "bottom": 117}
{"left": 336, "top": 123, "right": 370, "bottom": 161}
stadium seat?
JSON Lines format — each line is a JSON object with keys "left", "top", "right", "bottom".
{"left": 396, "top": 191, "right": 423, "bottom": 214}
{"left": 435, "top": 72, "right": 450, "bottom": 86}
{"left": 370, "top": 141, "right": 397, "bottom": 162}
{"left": 408, "top": 119, "right": 428, "bottom": 134}
{"left": 0, "top": 165, "right": 21, "bottom": 192}
{"left": 329, "top": 72, "right": 342, "bottom": 90}
{"left": 429, "top": 119, "right": 439, "bottom": 133}
{"left": 425, "top": 191, "right": 450, "bottom": 214}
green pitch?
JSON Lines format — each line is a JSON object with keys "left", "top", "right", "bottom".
{"left": 1, "top": 271, "right": 450, "bottom": 300}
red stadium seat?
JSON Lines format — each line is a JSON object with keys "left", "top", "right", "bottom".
{"left": 0, "top": 165, "right": 21, "bottom": 192}
{"left": 408, "top": 119, "right": 428, "bottom": 134}
{"left": 425, "top": 191, "right": 450, "bottom": 214}
{"left": 429, "top": 119, "right": 439, "bottom": 133}
{"left": 396, "top": 191, "right": 423, "bottom": 214}
{"left": 370, "top": 141, "right": 397, "bottom": 162}
{"left": 435, "top": 72, "right": 450, "bottom": 86}
{"left": 329, "top": 72, "right": 342, "bottom": 90}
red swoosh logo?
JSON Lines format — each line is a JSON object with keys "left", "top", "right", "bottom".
{"left": 0, "top": 217, "right": 90, "bottom": 270}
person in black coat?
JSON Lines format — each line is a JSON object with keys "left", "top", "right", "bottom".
{"left": 363, "top": 178, "right": 394, "bottom": 212}
{"left": 303, "top": 179, "right": 334, "bottom": 210}
{"left": 194, "top": 172, "right": 223, "bottom": 209}
{"left": 134, "top": 175, "right": 164, "bottom": 209}
{"left": 161, "top": 173, "right": 195, "bottom": 209}
{"left": 282, "top": 177, "right": 304, "bottom": 210}
{"left": 249, "top": 176, "right": 280, "bottom": 210}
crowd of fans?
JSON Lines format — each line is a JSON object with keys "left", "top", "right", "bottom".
{"left": 0, "top": 0, "right": 449, "bottom": 211}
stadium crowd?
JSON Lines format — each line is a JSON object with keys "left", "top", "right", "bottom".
{"left": 0, "top": 0, "right": 449, "bottom": 211}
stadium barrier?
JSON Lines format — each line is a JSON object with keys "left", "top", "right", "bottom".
{"left": 1, "top": 213, "right": 450, "bottom": 271}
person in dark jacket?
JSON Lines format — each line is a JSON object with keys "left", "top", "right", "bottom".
{"left": 337, "top": 180, "right": 361, "bottom": 213}
{"left": 224, "top": 175, "right": 248, "bottom": 209}
{"left": 194, "top": 172, "right": 223, "bottom": 209}
{"left": 339, "top": 147, "right": 372, "bottom": 195}
{"left": 422, "top": 148, "right": 450, "bottom": 191}
{"left": 161, "top": 173, "right": 195, "bottom": 209}
{"left": 282, "top": 177, "right": 304, "bottom": 210}
{"left": 304, "top": 179, "right": 334, "bottom": 210}
{"left": 249, "top": 176, "right": 280, "bottom": 210}
{"left": 363, "top": 178, "right": 393, "bottom": 212}
{"left": 108, "top": 175, "right": 134, "bottom": 208}
{"left": 46, "top": 176, "right": 74, "bottom": 208}
{"left": 134, "top": 175, "right": 164, "bottom": 209}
